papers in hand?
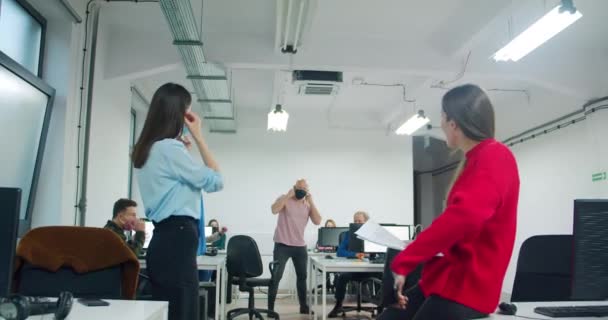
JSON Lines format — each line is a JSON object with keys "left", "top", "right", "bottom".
{"left": 354, "top": 221, "right": 411, "bottom": 251}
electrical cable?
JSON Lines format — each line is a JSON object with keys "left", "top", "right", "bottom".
{"left": 73, "top": 0, "right": 162, "bottom": 224}
{"left": 74, "top": 0, "right": 96, "bottom": 224}
{"left": 506, "top": 104, "right": 608, "bottom": 147}
{"left": 430, "top": 50, "right": 471, "bottom": 89}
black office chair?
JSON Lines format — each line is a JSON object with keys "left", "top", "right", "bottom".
{"left": 511, "top": 235, "right": 573, "bottom": 302}
{"left": 13, "top": 227, "right": 139, "bottom": 299}
{"left": 331, "top": 232, "right": 381, "bottom": 318}
{"left": 373, "top": 248, "right": 422, "bottom": 310}
{"left": 16, "top": 262, "right": 124, "bottom": 299}
{"left": 226, "top": 235, "right": 280, "bottom": 320}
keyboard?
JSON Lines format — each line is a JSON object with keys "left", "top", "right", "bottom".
{"left": 370, "top": 259, "right": 385, "bottom": 264}
{"left": 534, "top": 305, "right": 608, "bottom": 318}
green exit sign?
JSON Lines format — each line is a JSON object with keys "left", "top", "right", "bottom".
{"left": 592, "top": 172, "right": 607, "bottom": 182}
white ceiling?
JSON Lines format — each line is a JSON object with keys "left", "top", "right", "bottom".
{"left": 97, "top": 0, "right": 608, "bottom": 139}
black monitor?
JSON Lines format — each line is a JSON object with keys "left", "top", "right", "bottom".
{"left": 571, "top": 199, "right": 608, "bottom": 300}
{"left": 0, "top": 188, "right": 21, "bottom": 297}
{"left": 318, "top": 227, "right": 349, "bottom": 247}
{"left": 347, "top": 223, "right": 364, "bottom": 253}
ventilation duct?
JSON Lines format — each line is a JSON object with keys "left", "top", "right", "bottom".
{"left": 293, "top": 70, "right": 342, "bottom": 96}
{"left": 159, "top": 0, "right": 235, "bottom": 133}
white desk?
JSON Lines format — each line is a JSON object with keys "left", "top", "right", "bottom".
{"left": 308, "top": 256, "right": 384, "bottom": 320}
{"left": 139, "top": 255, "right": 227, "bottom": 320}
{"left": 488, "top": 301, "right": 608, "bottom": 319}
{"left": 30, "top": 299, "right": 168, "bottom": 320}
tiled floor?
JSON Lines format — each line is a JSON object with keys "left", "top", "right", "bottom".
{"left": 226, "top": 294, "right": 376, "bottom": 320}
{"left": 224, "top": 292, "right": 513, "bottom": 319}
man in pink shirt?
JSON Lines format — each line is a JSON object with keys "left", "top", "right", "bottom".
{"left": 269, "top": 179, "right": 322, "bottom": 314}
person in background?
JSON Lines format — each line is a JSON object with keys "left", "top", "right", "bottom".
{"left": 387, "top": 84, "right": 520, "bottom": 320}
{"left": 132, "top": 83, "right": 223, "bottom": 320}
{"left": 207, "top": 219, "right": 227, "bottom": 249}
{"left": 325, "top": 219, "right": 337, "bottom": 228}
{"left": 269, "top": 179, "right": 322, "bottom": 314}
{"left": 328, "top": 211, "right": 380, "bottom": 317}
{"left": 316, "top": 219, "right": 337, "bottom": 251}
{"left": 104, "top": 198, "right": 146, "bottom": 256}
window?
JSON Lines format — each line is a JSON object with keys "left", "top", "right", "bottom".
{"left": 0, "top": 51, "right": 55, "bottom": 236}
{"left": 128, "top": 109, "right": 136, "bottom": 199}
{"left": 0, "top": 0, "right": 45, "bottom": 76}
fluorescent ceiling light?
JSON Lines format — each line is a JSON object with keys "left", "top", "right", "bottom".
{"left": 395, "top": 110, "right": 430, "bottom": 135}
{"left": 267, "top": 104, "right": 289, "bottom": 132}
{"left": 493, "top": 3, "right": 582, "bottom": 62}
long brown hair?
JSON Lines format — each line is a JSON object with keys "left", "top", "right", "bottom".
{"left": 443, "top": 84, "right": 495, "bottom": 196}
{"left": 132, "top": 83, "right": 192, "bottom": 168}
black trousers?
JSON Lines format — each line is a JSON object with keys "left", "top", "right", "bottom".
{"left": 268, "top": 243, "right": 308, "bottom": 310}
{"left": 377, "top": 285, "right": 487, "bottom": 320}
{"left": 147, "top": 216, "right": 200, "bottom": 320}
{"left": 333, "top": 272, "right": 380, "bottom": 305}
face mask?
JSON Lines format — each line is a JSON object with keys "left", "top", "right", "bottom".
{"left": 182, "top": 126, "right": 190, "bottom": 137}
{"left": 294, "top": 189, "right": 307, "bottom": 200}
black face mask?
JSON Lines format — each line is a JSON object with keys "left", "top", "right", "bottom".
{"left": 294, "top": 189, "right": 307, "bottom": 200}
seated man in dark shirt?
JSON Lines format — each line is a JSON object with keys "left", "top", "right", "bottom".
{"left": 104, "top": 198, "right": 146, "bottom": 256}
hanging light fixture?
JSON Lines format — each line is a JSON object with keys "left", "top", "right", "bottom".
{"left": 395, "top": 110, "right": 430, "bottom": 135}
{"left": 493, "top": 0, "right": 582, "bottom": 62}
{"left": 267, "top": 104, "right": 289, "bottom": 132}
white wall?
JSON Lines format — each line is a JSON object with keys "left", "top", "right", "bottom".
{"left": 502, "top": 108, "right": 608, "bottom": 294}
{"left": 199, "top": 128, "right": 414, "bottom": 289}
{"left": 202, "top": 128, "right": 414, "bottom": 252}
{"left": 85, "top": 6, "right": 132, "bottom": 228}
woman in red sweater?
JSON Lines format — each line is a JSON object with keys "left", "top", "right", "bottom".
{"left": 389, "top": 84, "right": 520, "bottom": 319}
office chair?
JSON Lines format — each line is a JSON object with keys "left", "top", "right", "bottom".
{"left": 331, "top": 232, "right": 381, "bottom": 318}
{"left": 13, "top": 226, "right": 140, "bottom": 299}
{"left": 511, "top": 235, "right": 573, "bottom": 302}
{"left": 226, "top": 235, "right": 280, "bottom": 320}
{"left": 373, "top": 249, "right": 422, "bottom": 310}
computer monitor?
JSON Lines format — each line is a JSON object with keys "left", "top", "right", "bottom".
{"left": 318, "top": 227, "right": 349, "bottom": 247}
{"left": 363, "top": 225, "right": 411, "bottom": 253}
{"left": 571, "top": 199, "right": 608, "bottom": 300}
{"left": 205, "top": 226, "right": 213, "bottom": 243}
{"left": 142, "top": 221, "right": 154, "bottom": 249}
{"left": 347, "top": 223, "right": 364, "bottom": 253}
{"left": 0, "top": 188, "right": 21, "bottom": 297}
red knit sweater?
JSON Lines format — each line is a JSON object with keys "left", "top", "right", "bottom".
{"left": 391, "top": 138, "right": 520, "bottom": 314}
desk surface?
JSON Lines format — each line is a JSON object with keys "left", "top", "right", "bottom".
{"left": 30, "top": 299, "right": 168, "bottom": 320}
{"left": 489, "top": 301, "right": 608, "bottom": 319}
{"left": 139, "top": 254, "right": 225, "bottom": 269}
{"left": 310, "top": 256, "right": 384, "bottom": 272}
{"left": 196, "top": 255, "right": 226, "bottom": 267}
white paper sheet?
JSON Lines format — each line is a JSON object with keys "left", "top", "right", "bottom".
{"left": 354, "top": 220, "right": 411, "bottom": 250}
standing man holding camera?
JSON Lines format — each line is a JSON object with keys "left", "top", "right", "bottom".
{"left": 268, "top": 179, "right": 322, "bottom": 314}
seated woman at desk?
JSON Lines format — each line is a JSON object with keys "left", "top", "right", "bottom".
{"left": 325, "top": 219, "right": 337, "bottom": 228}
{"left": 386, "top": 84, "right": 520, "bottom": 320}
{"left": 316, "top": 219, "right": 337, "bottom": 251}
{"left": 329, "top": 211, "right": 380, "bottom": 318}
{"left": 207, "top": 219, "right": 227, "bottom": 250}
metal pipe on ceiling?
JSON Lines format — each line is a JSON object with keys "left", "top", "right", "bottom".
{"left": 282, "top": 0, "right": 293, "bottom": 51}
{"left": 159, "top": 0, "right": 235, "bottom": 133}
{"left": 292, "top": 0, "right": 305, "bottom": 52}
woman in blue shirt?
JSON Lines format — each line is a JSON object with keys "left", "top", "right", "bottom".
{"left": 132, "top": 83, "right": 223, "bottom": 320}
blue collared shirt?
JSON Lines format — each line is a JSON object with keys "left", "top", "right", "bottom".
{"left": 337, "top": 232, "right": 357, "bottom": 258}
{"left": 135, "top": 139, "right": 223, "bottom": 223}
